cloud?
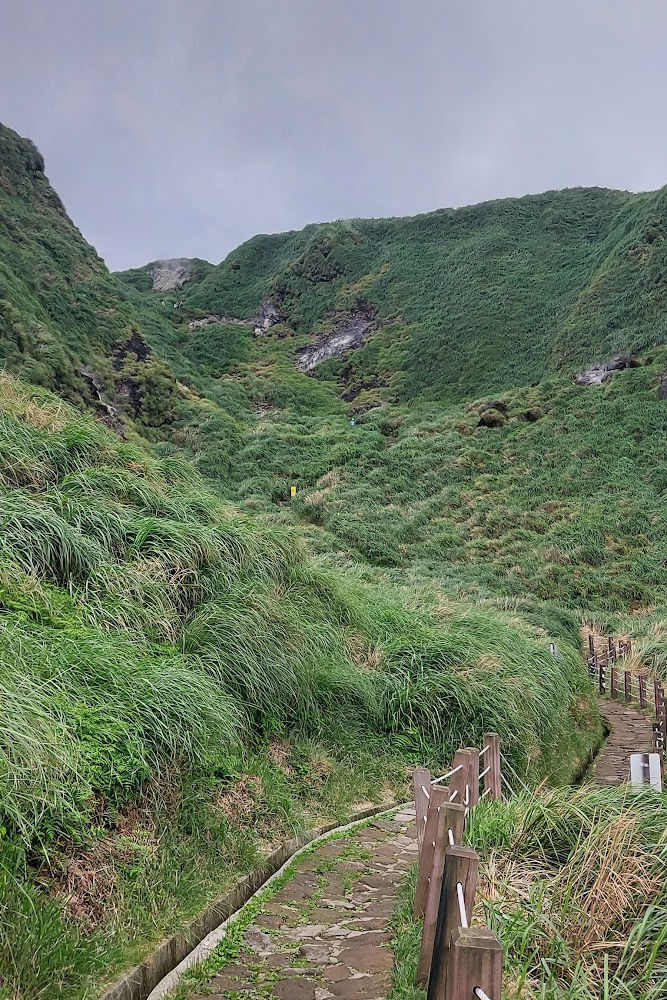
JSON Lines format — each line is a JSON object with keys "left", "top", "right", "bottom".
{"left": 2, "top": 0, "right": 666, "bottom": 269}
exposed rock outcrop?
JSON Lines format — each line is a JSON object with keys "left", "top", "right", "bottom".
{"left": 186, "top": 299, "right": 281, "bottom": 334}
{"left": 78, "top": 367, "right": 125, "bottom": 436}
{"left": 187, "top": 314, "right": 248, "bottom": 330}
{"left": 113, "top": 328, "right": 150, "bottom": 370}
{"left": 659, "top": 375, "right": 667, "bottom": 400}
{"left": 574, "top": 355, "right": 638, "bottom": 386}
{"left": 146, "top": 258, "right": 194, "bottom": 291}
{"left": 253, "top": 298, "right": 282, "bottom": 336}
{"left": 296, "top": 309, "right": 376, "bottom": 372}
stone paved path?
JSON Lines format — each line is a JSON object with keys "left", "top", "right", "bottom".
{"left": 189, "top": 808, "right": 417, "bottom": 1000}
{"left": 592, "top": 698, "right": 654, "bottom": 786}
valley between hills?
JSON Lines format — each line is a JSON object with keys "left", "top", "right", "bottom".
{"left": 0, "top": 120, "right": 666, "bottom": 999}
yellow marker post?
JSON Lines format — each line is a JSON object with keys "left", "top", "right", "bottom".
{"left": 290, "top": 485, "right": 297, "bottom": 499}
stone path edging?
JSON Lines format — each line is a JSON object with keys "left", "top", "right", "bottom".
{"left": 100, "top": 800, "right": 410, "bottom": 1000}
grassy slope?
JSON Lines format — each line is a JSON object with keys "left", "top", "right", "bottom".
{"left": 0, "top": 122, "right": 243, "bottom": 446}
{"left": 0, "top": 374, "right": 596, "bottom": 999}
{"left": 290, "top": 363, "right": 667, "bottom": 610}
{"left": 0, "top": 122, "right": 143, "bottom": 401}
{"left": 119, "top": 184, "right": 667, "bottom": 400}
{"left": 117, "top": 187, "right": 667, "bottom": 664}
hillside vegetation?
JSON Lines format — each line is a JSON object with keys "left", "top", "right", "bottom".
{"left": 0, "top": 374, "right": 596, "bottom": 999}
{"left": 119, "top": 184, "right": 667, "bottom": 400}
{"left": 0, "top": 121, "right": 665, "bottom": 998}
{"left": 0, "top": 122, "right": 234, "bottom": 441}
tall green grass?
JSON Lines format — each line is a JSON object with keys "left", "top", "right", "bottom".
{"left": 467, "top": 787, "right": 667, "bottom": 999}
{"left": 0, "top": 376, "right": 596, "bottom": 843}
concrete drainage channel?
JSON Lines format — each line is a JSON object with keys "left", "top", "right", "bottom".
{"left": 101, "top": 800, "right": 410, "bottom": 1000}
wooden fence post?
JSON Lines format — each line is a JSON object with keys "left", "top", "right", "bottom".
{"left": 588, "top": 651, "right": 596, "bottom": 679}
{"left": 463, "top": 747, "right": 480, "bottom": 810}
{"left": 434, "top": 926, "right": 503, "bottom": 1000}
{"left": 448, "top": 749, "right": 471, "bottom": 809}
{"left": 482, "top": 732, "right": 501, "bottom": 800}
{"left": 422, "top": 845, "right": 479, "bottom": 990}
{"left": 442, "top": 801, "right": 466, "bottom": 848}
{"left": 414, "top": 785, "right": 450, "bottom": 917}
{"left": 657, "top": 685, "right": 666, "bottom": 743}
{"left": 599, "top": 657, "right": 606, "bottom": 695}
{"left": 652, "top": 722, "right": 664, "bottom": 754}
{"left": 413, "top": 768, "right": 432, "bottom": 854}
{"left": 610, "top": 666, "right": 617, "bottom": 699}
{"left": 639, "top": 674, "right": 647, "bottom": 710}
{"left": 624, "top": 670, "right": 631, "bottom": 703}
{"left": 652, "top": 681, "right": 663, "bottom": 752}
{"left": 416, "top": 803, "right": 466, "bottom": 980}
{"left": 588, "top": 633, "right": 595, "bottom": 657}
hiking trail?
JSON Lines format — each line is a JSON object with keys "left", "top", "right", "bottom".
{"left": 172, "top": 635, "right": 662, "bottom": 1000}
{"left": 185, "top": 809, "right": 417, "bottom": 1000}
{"left": 592, "top": 698, "right": 655, "bottom": 786}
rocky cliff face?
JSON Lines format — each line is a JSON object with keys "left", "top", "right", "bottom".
{"left": 574, "top": 355, "right": 638, "bottom": 386}
{"left": 253, "top": 298, "right": 282, "bottom": 336}
{"left": 296, "top": 310, "right": 377, "bottom": 372}
{"left": 146, "top": 258, "right": 195, "bottom": 291}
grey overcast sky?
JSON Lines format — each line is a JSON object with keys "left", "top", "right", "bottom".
{"left": 1, "top": 0, "right": 666, "bottom": 270}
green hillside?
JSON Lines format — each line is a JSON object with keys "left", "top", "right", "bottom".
{"left": 0, "top": 123, "right": 226, "bottom": 440}
{"left": 116, "top": 185, "right": 667, "bottom": 622}
{"left": 0, "top": 123, "right": 139, "bottom": 399}
{"left": 0, "top": 373, "right": 597, "bottom": 998}
{"left": 1, "top": 121, "right": 666, "bottom": 998}
{"left": 119, "top": 184, "right": 667, "bottom": 400}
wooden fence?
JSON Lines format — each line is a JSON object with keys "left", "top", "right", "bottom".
{"left": 411, "top": 733, "right": 503, "bottom": 1000}
{"left": 411, "top": 637, "right": 666, "bottom": 998}
{"left": 586, "top": 634, "right": 666, "bottom": 754}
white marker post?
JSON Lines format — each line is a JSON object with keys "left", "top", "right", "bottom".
{"left": 630, "top": 752, "right": 662, "bottom": 792}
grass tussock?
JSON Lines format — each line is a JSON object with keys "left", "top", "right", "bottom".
{"left": 469, "top": 787, "right": 667, "bottom": 999}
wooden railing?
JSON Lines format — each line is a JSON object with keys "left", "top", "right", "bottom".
{"left": 412, "top": 733, "right": 503, "bottom": 1000}
{"left": 586, "top": 634, "right": 666, "bottom": 753}
{"left": 411, "top": 639, "right": 666, "bottom": 998}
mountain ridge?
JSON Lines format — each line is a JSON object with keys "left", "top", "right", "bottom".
{"left": 117, "top": 183, "right": 667, "bottom": 401}
{"left": 3, "top": 117, "right": 665, "bottom": 422}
